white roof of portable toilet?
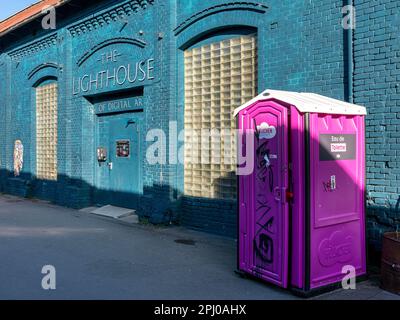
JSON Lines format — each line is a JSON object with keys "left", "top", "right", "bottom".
{"left": 233, "top": 89, "right": 367, "bottom": 117}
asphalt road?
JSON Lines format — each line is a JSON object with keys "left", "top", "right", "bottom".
{"left": 0, "top": 194, "right": 398, "bottom": 300}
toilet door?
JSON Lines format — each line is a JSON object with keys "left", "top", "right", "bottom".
{"left": 238, "top": 101, "right": 290, "bottom": 288}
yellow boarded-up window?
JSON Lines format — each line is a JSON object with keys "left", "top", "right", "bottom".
{"left": 36, "top": 82, "right": 58, "bottom": 180}
{"left": 184, "top": 35, "right": 258, "bottom": 199}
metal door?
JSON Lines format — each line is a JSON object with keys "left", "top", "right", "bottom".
{"left": 238, "top": 101, "right": 290, "bottom": 288}
{"left": 95, "top": 112, "right": 142, "bottom": 209}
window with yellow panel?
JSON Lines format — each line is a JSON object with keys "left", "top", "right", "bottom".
{"left": 36, "top": 82, "right": 58, "bottom": 181}
{"left": 184, "top": 35, "right": 258, "bottom": 199}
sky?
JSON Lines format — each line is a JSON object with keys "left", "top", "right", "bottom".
{"left": 0, "top": 0, "right": 39, "bottom": 22}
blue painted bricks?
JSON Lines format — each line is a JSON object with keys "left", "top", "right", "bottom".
{"left": 353, "top": 0, "right": 400, "bottom": 250}
{"left": 0, "top": 0, "right": 399, "bottom": 251}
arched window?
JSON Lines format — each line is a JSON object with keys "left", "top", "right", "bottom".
{"left": 184, "top": 33, "right": 258, "bottom": 199}
{"left": 35, "top": 81, "right": 58, "bottom": 180}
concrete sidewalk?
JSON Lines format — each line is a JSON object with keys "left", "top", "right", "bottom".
{"left": 0, "top": 194, "right": 398, "bottom": 300}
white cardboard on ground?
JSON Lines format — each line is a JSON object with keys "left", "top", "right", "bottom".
{"left": 90, "top": 205, "right": 136, "bottom": 219}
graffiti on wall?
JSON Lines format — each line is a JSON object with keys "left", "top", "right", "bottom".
{"left": 13, "top": 140, "right": 24, "bottom": 177}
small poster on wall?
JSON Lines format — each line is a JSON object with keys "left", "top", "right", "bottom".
{"left": 116, "top": 140, "right": 130, "bottom": 158}
{"left": 13, "top": 140, "right": 24, "bottom": 177}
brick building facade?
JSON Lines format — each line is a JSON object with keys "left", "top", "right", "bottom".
{"left": 0, "top": 0, "right": 398, "bottom": 251}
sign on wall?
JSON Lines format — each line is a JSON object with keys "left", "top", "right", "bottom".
{"left": 72, "top": 48, "right": 155, "bottom": 96}
{"left": 95, "top": 96, "right": 145, "bottom": 115}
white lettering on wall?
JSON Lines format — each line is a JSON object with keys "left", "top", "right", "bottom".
{"left": 73, "top": 49, "right": 155, "bottom": 95}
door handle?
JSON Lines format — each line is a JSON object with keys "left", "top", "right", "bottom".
{"left": 273, "top": 187, "right": 281, "bottom": 202}
{"left": 107, "top": 162, "right": 113, "bottom": 170}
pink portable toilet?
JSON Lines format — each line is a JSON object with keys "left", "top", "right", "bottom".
{"left": 234, "top": 89, "right": 367, "bottom": 296}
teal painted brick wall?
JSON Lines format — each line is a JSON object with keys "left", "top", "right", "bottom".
{"left": 354, "top": 0, "right": 400, "bottom": 249}
{"left": 0, "top": 0, "right": 398, "bottom": 245}
{"left": 174, "top": 0, "right": 349, "bottom": 237}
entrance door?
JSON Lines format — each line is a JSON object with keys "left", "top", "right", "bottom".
{"left": 238, "top": 101, "right": 289, "bottom": 288}
{"left": 95, "top": 112, "right": 142, "bottom": 209}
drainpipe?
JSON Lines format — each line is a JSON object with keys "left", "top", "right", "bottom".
{"left": 346, "top": 0, "right": 354, "bottom": 103}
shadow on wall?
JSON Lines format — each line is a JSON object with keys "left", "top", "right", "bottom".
{"left": 0, "top": 122, "right": 399, "bottom": 262}
{"left": 0, "top": 168, "right": 239, "bottom": 237}
{"left": 182, "top": 171, "right": 237, "bottom": 237}
{"left": 0, "top": 169, "right": 176, "bottom": 224}
{"left": 366, "top": 196, "right": 400, "bottom": 265}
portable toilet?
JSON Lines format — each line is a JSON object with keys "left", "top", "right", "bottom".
{"left": 234, "top": 89, "right": 367, "bottom": 296}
